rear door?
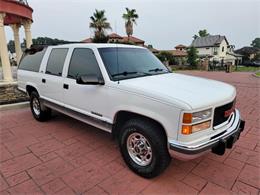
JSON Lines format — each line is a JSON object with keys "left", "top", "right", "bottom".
{"left": 40, "top": 48, "right": 69, "bottom": 105}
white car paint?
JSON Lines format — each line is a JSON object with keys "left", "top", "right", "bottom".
{"left": 17, "top": 43, "right": 241, "bottom": 159}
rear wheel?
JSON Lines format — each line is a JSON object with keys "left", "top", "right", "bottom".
{"left": 119, "top": 118, "right": 171, "bottom": 178}
{"left": 30, "top": 91, "right": 51, "bottom": 121}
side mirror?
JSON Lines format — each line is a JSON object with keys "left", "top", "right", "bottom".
{"left": 76, "top": 74, "right": 104, "bottom": 85}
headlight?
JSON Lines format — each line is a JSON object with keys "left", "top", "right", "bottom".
{"left": 192, "top": 109, "right": 212, "bottom": 123}
{"left": 182, "top": 109, "right": 212, "bottom": 135}
{"left": 183, "top": 109, "right": 212, "bottom": 123}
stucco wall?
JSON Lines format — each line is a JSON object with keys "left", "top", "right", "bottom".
{"left": 218, "top": 39, "right": 228, "bottom": 58}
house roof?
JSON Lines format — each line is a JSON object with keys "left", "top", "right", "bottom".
{"left": 235, "top": 47, "right": 260, "bottom": 55}
{"left": 108, "top": 33, "right": 123, "bottom": 39}
{"left": 122, "top": 36, "right": 145, "bottom": 44}
{"left": 80, "top": 34, "right": 145, "bottom": 44}
{"left": 175, "top": 44, "right": 187, "bottom": 49}
{"left": 227, "top": 52, "right": 243, "bottom": 57}
{"left": 191, "top": 35, "right": 229, "bottom": 48}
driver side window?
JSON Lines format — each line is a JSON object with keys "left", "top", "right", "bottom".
{"left": 68, "top": 48, "right": 102, "bottom": 79}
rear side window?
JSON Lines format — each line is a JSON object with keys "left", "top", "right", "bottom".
{"left": 46, "top": 48, "right": 68, "bottom": 76}
{"left": 67, "top": 48, "right": 101, "bottom": 79}
{"left": 19, "top": 48, "right": 46, "bottom": 72}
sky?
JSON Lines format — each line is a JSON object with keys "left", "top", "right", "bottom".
{"left": 5, "top": 0, "right": 260, "bottom": 50}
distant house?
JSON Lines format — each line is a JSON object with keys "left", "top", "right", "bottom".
{"left": 81, "top": 33, "right": 145, "bottom": 46}
{"left": 175, "top": 44, "right": 187, "bottom": 51}
{"left": 235, "top": 47, "right": 260, "bottom": 61}
{"left": 190, "top": 35, "right": 242, "bottom": 65}
{"left": 161, "top": 44, "right": 188, "bottom": 65}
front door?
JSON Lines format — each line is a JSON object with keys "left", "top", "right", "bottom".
{"left": 62, "top": 48, "right": 111, "bottom": 122}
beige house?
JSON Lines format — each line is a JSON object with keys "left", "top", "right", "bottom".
{"left": 191, "top": 35, "right": 242, "bottom": 65}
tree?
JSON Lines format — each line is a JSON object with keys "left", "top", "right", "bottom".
{"left": 90, "top": 9, "right": 111, "bottom": 43}
{"left": 192, "top": 35, "right": 198, "bottom": 40}
{"left": 32, "top": 37, "right": 71, "bottom": 45}
{"left": 193, "top": 29, "right": 209, "bottom": 39}
{"left": 122, "top": 8, "right": 139, "bottom": 40}
{"left": 251, "top": 38, "right": 260, "bottom": 49}
{"left": 156, "top": 51, "right": 176, "bottom": 65}
{"left": 187, "top": 46, "right": 199, "bottom": 67}
{"left": 7, "top": 40, "right": 15, "bottom": 53}
{"left": 198, "top": 29, "right": 209, "bottom": 37}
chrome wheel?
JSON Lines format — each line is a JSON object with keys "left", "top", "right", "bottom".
{"left": 127, "top": 132, "right": 152, "bottom": 166}
{"left": 32, "top": 97, "right": 40, "bottom": 116}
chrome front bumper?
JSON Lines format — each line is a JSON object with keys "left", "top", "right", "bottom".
{"left": 169, "top": 109, "right": 245, "bottom": 156}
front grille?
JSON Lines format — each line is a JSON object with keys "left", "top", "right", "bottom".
{"left": 213, "top": 100, "right": 235, "bottom": 127}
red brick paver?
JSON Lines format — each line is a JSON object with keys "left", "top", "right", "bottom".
{"left": 0, "top": 71, "right": 259, "bottom": 194}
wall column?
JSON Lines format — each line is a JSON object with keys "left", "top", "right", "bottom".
{"left": 22, "top": 20, "right": 32, "bottom": 48}
{"left": 10, "top": 24, "right": 22, "bottom": 63}
{"left": 0, "top": 13, "right": 13, "bottom": 81}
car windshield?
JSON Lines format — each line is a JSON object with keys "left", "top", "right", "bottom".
{"left": 98, "top": 47, "right": 170, "bottom": 81}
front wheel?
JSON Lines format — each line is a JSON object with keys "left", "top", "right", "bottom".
{"left": 119, "top": 118, "right": 171, "bottom": 178}
{"left": 30, "top": 91, "right": 51, "bottom": 122}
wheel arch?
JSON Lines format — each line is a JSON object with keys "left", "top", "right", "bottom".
{"left": 26, "top": 84, "right": 39, "bottom": 96}
{"left": 112, "top": 110, "right": 168, "bottom": 143}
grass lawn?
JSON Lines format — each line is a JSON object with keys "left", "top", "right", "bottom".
{"left": 255, "top": 72, "right": 260, "bottom": 77}
{"left": 235, "top": 66, "right": 260, "bottom": 72}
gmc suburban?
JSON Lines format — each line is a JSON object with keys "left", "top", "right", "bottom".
{"left": 17, "top": 43, "right": 245, "bottom": 178}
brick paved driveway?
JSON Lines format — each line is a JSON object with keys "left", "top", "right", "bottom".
{"left": 0, "top": 71, "right": 259, "bottom": 194}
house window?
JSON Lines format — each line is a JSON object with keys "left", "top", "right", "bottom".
{"left": 222, "top": 47, "right": 224, "bottom": 52}
{"left": 213, "top": 47, "right": 218, "bottom": 55}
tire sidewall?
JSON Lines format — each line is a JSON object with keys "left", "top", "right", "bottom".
{"left": 30, "top": 92, "right": 41, "bottom": 120}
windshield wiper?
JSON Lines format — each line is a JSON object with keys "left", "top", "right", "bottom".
{"left": 111, "top": 71, "right": 150, "bottom": 77}
{"left": 148, "top": 68, "right": 168, "bottom": 72}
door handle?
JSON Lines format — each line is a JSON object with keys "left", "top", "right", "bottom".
{"left": 63, "top": 84, "right": 69, "bottom": 89}
{"left": 42, "top": 79, "right": 46, "bottom": 83}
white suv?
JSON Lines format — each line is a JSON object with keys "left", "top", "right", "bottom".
{"left": 17, "top": 43, "right": 245, "bottom": 178}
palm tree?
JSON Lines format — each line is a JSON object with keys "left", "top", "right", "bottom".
{"left": 122, "top": 8, "right": 139, "bottom": 40}
{"left": 90, "top": 9, "right": 111, "bottom": 43}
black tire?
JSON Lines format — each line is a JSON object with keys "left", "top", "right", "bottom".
{"left": 30, "top": 91, "right": 51, "bottom": 122}
{"left": 119, "top": 118, "right": 171, "bottom": 178}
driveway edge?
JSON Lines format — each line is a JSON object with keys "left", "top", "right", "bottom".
{"left": 0, "top": 101, "right": 29, "bottom": 111}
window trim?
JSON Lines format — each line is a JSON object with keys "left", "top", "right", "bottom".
{"left": 67, "top": 48, "right": 104, "bottom": 81}
{"left": 45, "top": 48, "right": 69, "bottom": 77}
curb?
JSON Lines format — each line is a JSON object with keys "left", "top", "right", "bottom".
{"left": 0, "top": 81, "right": 18, "bottom": 87}
{"left": 0, "top": 101, "right": 29, "bottom": 111}
{"left": 252, "top": 72, "right": 260, "bottom": 78}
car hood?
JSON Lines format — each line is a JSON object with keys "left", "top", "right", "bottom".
{"left": 117, "top": 73, "right": 236, "bottom": 110}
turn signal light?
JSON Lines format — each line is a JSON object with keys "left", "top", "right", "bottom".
{"left": 183, "top": 113, "right": 192, "bottom": 123}
{"left": 182, "top": 125, "right": 192, "bottom": 135}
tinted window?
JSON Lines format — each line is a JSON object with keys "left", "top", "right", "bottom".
{"left": 46, "top": 48, "right": 68, "bottom": 76}
{"left": 19, "top": 48, "right": 46, "bottom": 72}
{"left": 68, "top": 48, "right": 101, "bottom": 79}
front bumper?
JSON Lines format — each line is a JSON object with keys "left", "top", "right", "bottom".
{"left": 169, "top": 109, "right": 245, "bottom": 157}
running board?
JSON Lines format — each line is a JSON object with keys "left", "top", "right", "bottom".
{"left": 42, "top": 99, "right": 112, "bottom": 133}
